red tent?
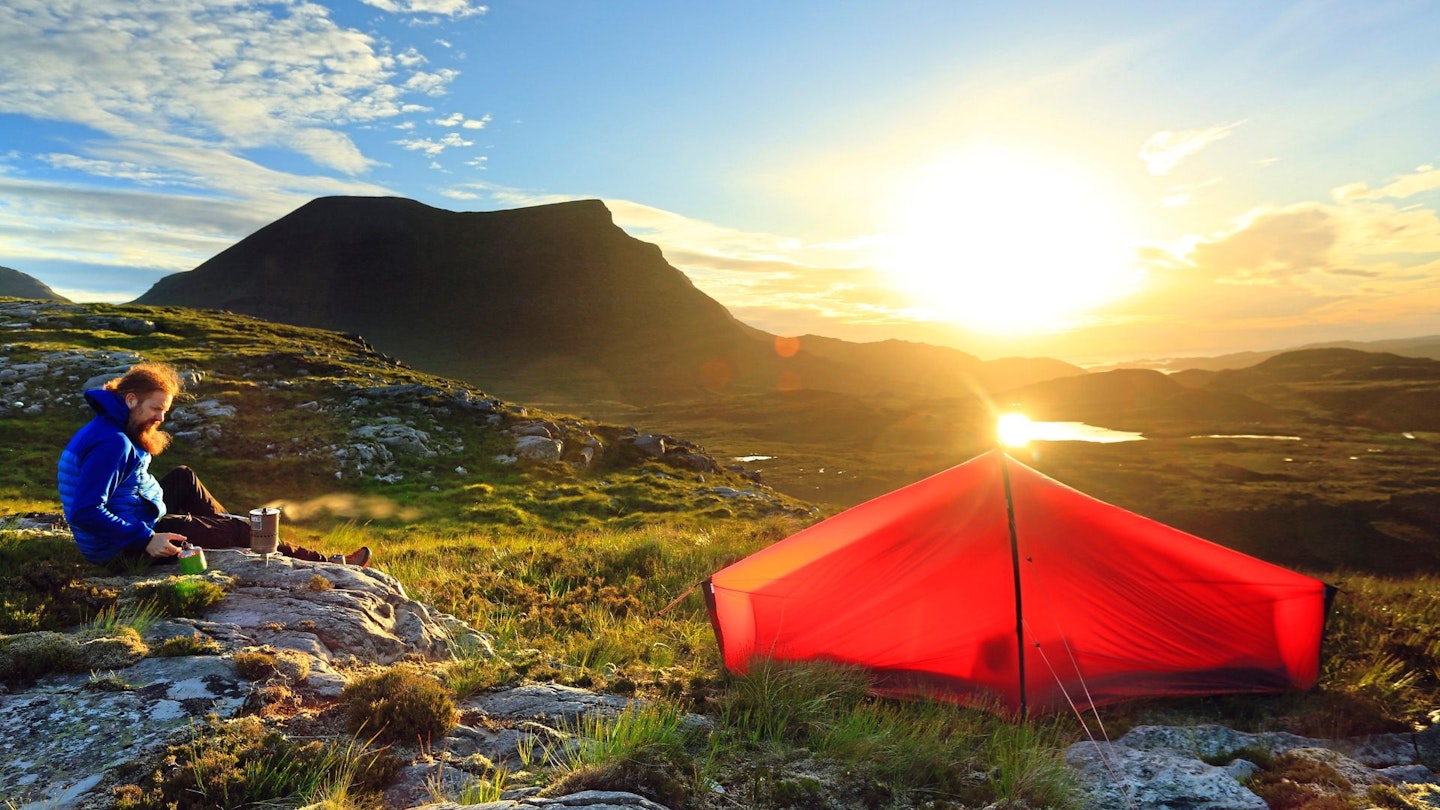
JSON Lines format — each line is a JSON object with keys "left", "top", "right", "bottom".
{"left": 704, "top": 450, "right": 1332, "bottom": 715}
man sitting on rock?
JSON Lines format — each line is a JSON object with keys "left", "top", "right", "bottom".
{"left": 57, "top": 362, "right": 371, "bottom": 568}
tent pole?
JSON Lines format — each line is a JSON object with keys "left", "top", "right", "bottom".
{"left": 998, "top": 449, "right": 1028, "bottom": 719}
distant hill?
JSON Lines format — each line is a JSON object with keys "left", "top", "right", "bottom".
{"left": 0, "top": 266, "right": 69, "bottom": 301}
{"left": 996, "top": 367, "right": 1279, "bottom": 425}
{"left": 1188, "top": 348, "right": 1440, "bottom": 430}
{"left": 1003, "top": 347, "right": 1440, "bottom": 431}
{"left": 133, "top": 196, "right": 1077, "bottom": 404}
{"left": 783, "top": 334, "right": 1083, "bottom": 400}
{"left": 1108, "top": 334, "right": 1440, "bottom": 372}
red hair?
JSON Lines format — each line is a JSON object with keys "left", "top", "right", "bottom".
{"left": 104, "top": 362, "right": 184, "bottom": 400}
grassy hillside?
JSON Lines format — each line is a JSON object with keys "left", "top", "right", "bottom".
{"left": 0, "top": 298, "right": 806, "bottom": 532}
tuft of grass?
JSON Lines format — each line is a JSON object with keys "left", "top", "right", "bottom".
{"left": 86, "top": 669, "right": 135, "bottom": 692}
{"left": 716, "top": 658, "right": 1078, "bottom": 808}
{"left": 111, "top": 715, "right": 398, "bottom": 810}
{"left": 438, "top": 640, "right": 507, "bottom": 700}
{"left": 719, "top": 657, "right": 869, "bottom": 745}
{"left": 342, "top": 664, "right": 459, "bottom": 746}
{"left": 89, "top": 599, "right": 163, "bottom": 636}
{"left": 541, "top": 702, "right": 704, "bottom": 810}
{"left": 426, "top": 761, "right": 510, "bottom": 806}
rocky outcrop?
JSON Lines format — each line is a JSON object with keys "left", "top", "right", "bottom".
{"left": 1066, "top": 723, "right": 1440, "bottom": 809}
{"left": 0, "top": 550, "right": 490, "bottom": 807}
{"left": 0, "top": 542, "right": 701, "bottom": 810}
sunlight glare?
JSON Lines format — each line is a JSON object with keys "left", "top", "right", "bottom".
{"left": 996, "top": 413, "right": 1034, "bottom": 448}
{"left": 877, "top": 148, "right": 1140, "bottom": 334}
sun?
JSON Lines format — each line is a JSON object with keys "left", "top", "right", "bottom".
{"left": 876, "top": 148, "right": 1141, "bottom": 334}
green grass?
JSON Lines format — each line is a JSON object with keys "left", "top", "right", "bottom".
{"left": 713, "top": 658, "right": 1079, "bottom": 807}
{"left": 7, "top": 300, "right": 1440, "bottom": 808}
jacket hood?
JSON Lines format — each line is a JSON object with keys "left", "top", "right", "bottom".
{"left": 85, "top": 388, "right": 131, "bottom": 429}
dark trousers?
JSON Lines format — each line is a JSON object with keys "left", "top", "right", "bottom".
{"left": 155, "top": 466, "right": 325, "bottom": 561}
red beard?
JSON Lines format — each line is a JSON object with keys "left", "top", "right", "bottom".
{"left": 129, "top": 422, "right": 173, "bottom": 455}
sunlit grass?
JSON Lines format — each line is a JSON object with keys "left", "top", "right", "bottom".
{"left": 89, "top": 599, "right": 163, "bottom": 636}
{"left": 716, "top": 658, "right": 1080, "bottom": 807}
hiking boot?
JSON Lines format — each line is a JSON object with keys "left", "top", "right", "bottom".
{"left": 330, "top": 546, "right": 372, "bottom": 567}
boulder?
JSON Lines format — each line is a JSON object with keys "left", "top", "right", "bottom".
{"left": 515, "top": 435, "right": 564, "bottom": 462}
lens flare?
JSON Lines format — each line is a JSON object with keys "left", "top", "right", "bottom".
{"left": 996, "top": 413, "right": 1034, "bottom": 448}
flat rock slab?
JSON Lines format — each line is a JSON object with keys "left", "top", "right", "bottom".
{"left": 0, "top": 656, "right": 246, "bottom": 807}
{"left": 465, "top": 683, "right": 636, "bottom": 723}
{"left": 201, "top": 549, "right": 491, "bottom": 664}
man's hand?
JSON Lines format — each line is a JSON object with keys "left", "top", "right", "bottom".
{"left": 146, "top": 532, "right": 185, "bottom": 558}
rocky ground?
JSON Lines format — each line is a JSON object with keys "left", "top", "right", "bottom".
{"left": 2, "top": 519, "right": 1438, "bottom": 810}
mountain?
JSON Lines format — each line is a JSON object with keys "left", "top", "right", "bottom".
{"left": 793, "top": 334, "right": 1083, "bottom": 400}
{"left": 132, "top": 196, "right": 1077, "bottom": 405}
{"left": 0, "top": 266, "right": 69, "bottom": 301}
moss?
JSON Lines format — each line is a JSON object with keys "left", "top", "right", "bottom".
{"left": 152, "top": 632, "right": 224, "bottom": 657}
{"left": 307, "top": 574, "right": 334, "bottom": 592}
{"left": 233, "top": 649, "right": 278, "bottom": 681}
{"left": 125, "top": 575, "right": 228, "bottom": 618}
{"left": 543, "top": 757, "right": 696, "bottom": 810}
{"left": 78, "top": 626, "right": 150, "bottom": 669}
{"left": 273, "top": 648, "right": 312, "bottom": 682}
{"left": 1247, "top": 751, "right": 1360, "bottom": 810}
{"left": 0, "top": 631, "right": 80, "bottom": 685}
{"left": 233, "top": 645, "right": 310, "bottom": 684}
{"left": 0, "top": 534, "right": 117, "bottom": 633}
{"left": 341, "top": 665, "right": 458, "bottom": 745}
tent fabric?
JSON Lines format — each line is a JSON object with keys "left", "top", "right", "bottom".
{"left": 705, "top": 450, "right": 1330, "bottom": 715}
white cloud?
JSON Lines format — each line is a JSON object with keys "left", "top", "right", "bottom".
{"left": 434, "top": 112, "right": 488, "bottom": 129}
{"left": 405, "top": 69, "right": 460, "bottom": 95}
{"left": 395, "top": 133, "right": 474, "bottom": 156}
{"left": 1139, "top": 121, "right": 1245, "bottom": 176}
{"left": 40, "top": 154, "right": 192, "bottom": 186}
{"left": 1332, "top": 164, "right": 1440, "bottom": 203}
{"left": 0, "top": 139, "right": 394, "bottom": 283}
{"left": 358, "top": 0, "right": 487, "bottom": 19}
{"left": 0, "top": 0, "right": 460, "bottom": 174}
{"left": 396, "top": 48, "right": 428, "bottom": 68}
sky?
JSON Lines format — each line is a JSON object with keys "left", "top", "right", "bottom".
{"left": 2, "top": 1, "right": 1439, "bottom": 365}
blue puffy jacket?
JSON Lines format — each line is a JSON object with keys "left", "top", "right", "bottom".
{"left": 58, "top": 389, "right": 168, "bottom": 564}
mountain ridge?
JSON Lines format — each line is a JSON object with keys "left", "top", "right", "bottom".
{"left": 0, "top": 266, "right": 69, "bottom": 302}
{"left": 131, "top": 196, "right": 1081, "bottom": 405}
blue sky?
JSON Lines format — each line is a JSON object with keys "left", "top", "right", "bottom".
{"left": 2, "top": 1, "right": 1438, "bottom": 362}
